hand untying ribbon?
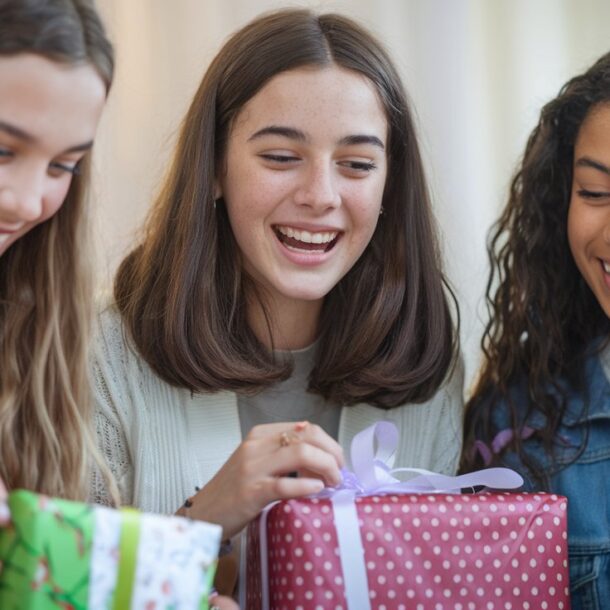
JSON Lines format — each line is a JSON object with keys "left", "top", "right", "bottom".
{"left": 250, "top": 421, "right": 524, "bottom": 610}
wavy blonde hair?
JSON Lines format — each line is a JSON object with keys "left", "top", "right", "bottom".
{"left": 0, "top": 0, "right": 117, "bottom": 501}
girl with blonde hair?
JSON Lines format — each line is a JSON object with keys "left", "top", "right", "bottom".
{"left": 0, "top": 0, "right": 112, "bottom": 500}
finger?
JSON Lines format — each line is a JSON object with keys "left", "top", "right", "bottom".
{"left": 247, "top": 422, "right": 293, "bottom": 440}
{"left": 273, "top": 476, "right": 325, "bottom": 499}
{"left": 251, "top": 422, "right": 345, "bottom": 468}
{"left": 284, "top": 422, "right": 345, "bottom": 468}
{"left": 271, "top": 442, "right": 343, "bottom": 486}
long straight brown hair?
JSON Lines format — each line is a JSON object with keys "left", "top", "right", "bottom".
{"left": 116, "top": 9, "right": 458, "bottom": 407}
{"left": 0, "top": 0, "right": 116, "bottom": 500}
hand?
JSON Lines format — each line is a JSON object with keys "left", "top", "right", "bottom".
{"left": 209, "top": 594, "right": 240, "bottom": 610}
{"left": 184, "top": 422, "right": 344, "bottom": 538}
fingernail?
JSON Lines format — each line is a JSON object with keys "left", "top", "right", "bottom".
{"left": 310, "top": 480, "right": 325, "bottom": 492}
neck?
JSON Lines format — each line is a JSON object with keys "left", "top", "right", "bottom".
{"left": 247, "top": 292, "right": 323, "bottom": 351}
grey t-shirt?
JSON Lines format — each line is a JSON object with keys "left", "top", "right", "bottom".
{"left": 237, "top": 343, "right": 341, "bottom": 439}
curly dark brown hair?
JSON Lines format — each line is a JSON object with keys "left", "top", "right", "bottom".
{"left": 461, "top": 51, "right": 610, "bottom": 482}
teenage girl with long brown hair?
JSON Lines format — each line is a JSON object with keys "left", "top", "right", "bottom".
{"left": 92, "top": 10, "right": 464, "bottom": 589}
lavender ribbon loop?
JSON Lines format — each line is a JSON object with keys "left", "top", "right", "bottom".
{"left": 340, "top": 420, "right": 524, "bottom": 495}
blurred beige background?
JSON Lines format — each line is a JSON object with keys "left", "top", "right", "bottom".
{"left": 93, "top": 0, "right": 610, "bottom": 388}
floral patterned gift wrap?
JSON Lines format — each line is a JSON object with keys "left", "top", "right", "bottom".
{"left": 0, "top": 490, "right": 221, "bottom": 610}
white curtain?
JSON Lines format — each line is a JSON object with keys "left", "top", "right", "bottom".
{"left": 93, "top": 0, "right": 610, "bottom": 388}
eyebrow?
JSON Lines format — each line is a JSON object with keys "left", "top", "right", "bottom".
{"left": 0, "top": 120, "right": 94, "bottom": 154}
{"left": 0, "top": 121, "right": 34, "bottom": 142}
{"left": 248, "top": 125, "right": 385, "bottom": 150}
{"left": 575, "top": 156, "right": 610, "bottom": 177}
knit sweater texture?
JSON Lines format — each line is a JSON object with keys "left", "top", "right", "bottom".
{"left": 91, "top": 305, "right": 464, "bottom": 513}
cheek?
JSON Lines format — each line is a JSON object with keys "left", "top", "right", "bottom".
{"left": 41, "top": 179, "right": 72, "bottom": 222}
{"left": 350, "top": 185, "right": 384, "bottom": 232}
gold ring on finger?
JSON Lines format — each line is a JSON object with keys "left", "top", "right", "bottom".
{"left": 279, "top": 431, "right": 298, "bottom": 448}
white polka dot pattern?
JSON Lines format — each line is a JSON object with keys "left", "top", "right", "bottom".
{"left": 246, "top": 492, "right": 569, "bottom": 610}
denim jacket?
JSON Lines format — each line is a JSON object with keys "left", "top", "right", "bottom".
{"left": 485, "top": 345, "right": 610, "bottom": 610}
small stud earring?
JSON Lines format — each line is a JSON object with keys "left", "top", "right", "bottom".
{"left": 379, "top": 206, "right": 385, "bottom": 216}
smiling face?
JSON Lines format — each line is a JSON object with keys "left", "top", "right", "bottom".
{"left": 0, "top": 53, "right": 107, "bottom": 256}
{"left": 219, "top": 65, "right": 388, "bottom": 341}
{"left": 568, "top": 102, "right": 610, "bottom": 318}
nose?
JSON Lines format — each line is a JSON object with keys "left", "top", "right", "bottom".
{"left": 294, "top": 160, "right": 340, "bottom": 211}
{"left": 0, "top": 170, "right": 45, "bottom": 224}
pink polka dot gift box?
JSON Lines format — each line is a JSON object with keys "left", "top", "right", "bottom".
{"left": 242, "top": 423, "right": 570, "bottom": 610}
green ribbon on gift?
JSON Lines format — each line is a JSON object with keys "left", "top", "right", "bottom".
{"left": 113, "top": 507, "right": 141, "bottom": 610}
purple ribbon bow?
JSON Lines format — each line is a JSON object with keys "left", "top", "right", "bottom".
{"left": 333, "top": 420, "right": 524, "bottom": 495}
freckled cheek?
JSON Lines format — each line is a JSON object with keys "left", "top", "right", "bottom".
{"left": 347, "top": 188, "right": 384, "bottom": 226}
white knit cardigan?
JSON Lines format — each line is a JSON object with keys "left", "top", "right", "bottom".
{"left": 91, "top": 306, "right": 464, "bottom": 513}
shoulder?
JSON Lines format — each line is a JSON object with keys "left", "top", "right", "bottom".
{"left": 436, "top": 352, "right": 465, "bottom": 406}
{"left": 488, "top": 343, "right": 610, "bottom": 429}
{"left": 340, "top": 353, "right": 465, "bottom": 473}
{"left": 405, "top": 351, "right": 464, "bottom": 416}
{"left": 94, "top": 302, "right": 129, "bottom": 357}
{"left": 91, "top": 302, "right": 162, "bottom": 424}
{"left": 93, "top": 302, "right": 149, "bottom": 379}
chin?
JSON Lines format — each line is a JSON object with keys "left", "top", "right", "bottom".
{"left": 283, "top": 289, "right": 329, "bottom": 302}
{"left": 275, "top": 282, "right": 333, "bottom": 303}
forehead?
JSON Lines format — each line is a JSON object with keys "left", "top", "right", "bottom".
{"left": 0, "top": 53, "right": 106, "bottom": 151}
{"left": 575, "top": 102, "right": 610, "bottom": 153}
{"left": 232, "top": 65, "right": 388, "bottom": 139}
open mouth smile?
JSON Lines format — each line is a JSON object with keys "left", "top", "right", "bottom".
{"left": 273, "top": 225, "right": 341, "bottom": 253}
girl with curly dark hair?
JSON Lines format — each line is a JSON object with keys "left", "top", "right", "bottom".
{"left": 462, "top": 51, "right": 610, "bottom": 608}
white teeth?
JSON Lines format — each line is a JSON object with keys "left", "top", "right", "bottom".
{"left": 603, "top": 260, "right": 610, "bottom": 274}
{"left": 276, "top": 225, "right": 337, "bottom": 244}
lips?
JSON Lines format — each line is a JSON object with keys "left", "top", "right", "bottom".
{"left": 273, "top": 225, "right": 341, "bottom": 253}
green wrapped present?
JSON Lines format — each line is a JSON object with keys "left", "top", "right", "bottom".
{"left": 0, "top": 490, "right": 221, "bottom": 610}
